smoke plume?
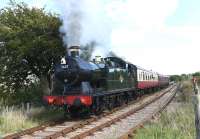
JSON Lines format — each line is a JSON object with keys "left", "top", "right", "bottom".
{"left": 54, "top": 0, "right": 111, "bottom": 57}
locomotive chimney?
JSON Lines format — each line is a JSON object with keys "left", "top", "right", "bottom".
{"left": 69, "top": 45, "right": 80, "bottom": 57}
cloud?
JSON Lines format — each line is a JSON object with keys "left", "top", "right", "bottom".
{"left": 107, "top": 0, "right": 178, "bottom": 28}
{"left": 2, "top": 0, "right": 198, "bottom": 74}
{"left": 31, "top": 0, "right": 198, "bottom": 75}
{"left": 105, "top": 0, "right": 200, "bottom": 74}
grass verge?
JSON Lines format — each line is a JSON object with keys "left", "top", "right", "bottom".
{"left": 135, "top": 81, "right": 195, "bottom": 139}
{"left": 134, "top": 104, "right": 195, "bottom": 139}
{"left": 0, "top": 105, "right": 64, "bottom": 137}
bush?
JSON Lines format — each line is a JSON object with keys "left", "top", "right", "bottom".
{"left": 177, "top": 81, "right": 193, "bottom": 102}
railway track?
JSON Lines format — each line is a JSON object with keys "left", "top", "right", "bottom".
{"left": 3, "top": 85, "right": 177, "bottom": 139}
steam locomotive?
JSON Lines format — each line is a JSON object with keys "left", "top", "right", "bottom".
{"left": 43, "top": 46, "right": 169, "bottom": 116}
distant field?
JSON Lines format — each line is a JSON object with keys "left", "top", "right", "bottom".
{"left": 134, "top": 81, "right": 195, "bottom": 139}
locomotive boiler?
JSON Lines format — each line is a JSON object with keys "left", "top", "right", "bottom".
{"left": 51, "top": 46, "right": 106, "bottom": 94}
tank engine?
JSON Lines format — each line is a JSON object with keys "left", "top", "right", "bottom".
{"left": 44, "top": 46, "right": 116, "bottom": 114}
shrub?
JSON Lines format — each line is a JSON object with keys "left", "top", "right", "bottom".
{"left": 177, "top": 81, "right": 193, "bottom": 102}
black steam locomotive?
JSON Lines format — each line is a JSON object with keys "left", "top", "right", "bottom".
{"left": 43, "top": 46, "right": 169, "bottom": 115}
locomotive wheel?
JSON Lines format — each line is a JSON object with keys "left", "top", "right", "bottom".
{"left": 107, "top": 96, "right": 114, "bottom": 110}
{"left": 92, "top": 97, "right": 104, "bottom": 115}
{"left": 93, "top": 107, "right": 102, "bottom": 115}
{"left": 123, "top": 92, "right": 129, "bottom": 104}
{"left": 63, "top": 105, "right": 71, "bottom": 118}
{"left": 118, "top": 95, "right": 124, "bottom": 106}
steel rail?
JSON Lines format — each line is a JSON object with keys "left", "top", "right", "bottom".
{"left": 118, "top": 84, "right": 179, "bottom": 139}
{"left": 3, "top": 93, "right": 153, "bottom": 139}
{"left": 68, "top": 85, "right": 176, "bottom": 139}
{"left": 44, "top": 89, "right": 168, "bottom": 139}
{"left": 3, "top": 117, "right": 67, "bottom": 139}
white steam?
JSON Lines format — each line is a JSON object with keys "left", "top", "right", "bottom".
{"left": 54, "top": 0, "right": 111, "bottom": 57}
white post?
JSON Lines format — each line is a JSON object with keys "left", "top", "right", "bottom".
{"left": 193, "top": 78, "right": 200, "bottom": 139}
{"left": 26, "top": 103, "right": 30, "bottom": 114}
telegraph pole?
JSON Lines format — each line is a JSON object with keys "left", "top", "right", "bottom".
{"left": 193, "top": 77, "right": 200, "bottom": 139}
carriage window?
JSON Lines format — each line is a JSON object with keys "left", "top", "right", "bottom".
{"left": 139, "top": 73, "right": 141, "bottom": 80}
{"left": 143, "top": 72, "right": 145, "bottom": 80}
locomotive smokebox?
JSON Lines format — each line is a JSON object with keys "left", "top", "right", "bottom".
{"left": 69, "top": 45, "right": 80, "bottom": 57}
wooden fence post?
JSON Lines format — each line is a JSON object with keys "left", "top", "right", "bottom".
{"left": 193, "top": 78, "right": 200, "bottom": 139}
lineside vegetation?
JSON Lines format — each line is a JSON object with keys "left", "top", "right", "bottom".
{"left": 134, "top": 81, "right": 195, "bottom": 139}
{"left": 0, "top": 103, "right": 64, "bottom": 137}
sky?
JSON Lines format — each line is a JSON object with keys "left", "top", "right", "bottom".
{"left": 0, "top": 0, "right": 200, "bottom": 75}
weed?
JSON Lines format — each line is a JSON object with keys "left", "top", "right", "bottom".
{"left": 0, "top": 105, "right": 64, "bottom": 136}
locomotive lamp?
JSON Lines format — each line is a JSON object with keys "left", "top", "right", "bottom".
{"left": 95, "top": 56, "right": 101, "bottom": 63}
{"left": 68, "top": 45, "right": 80, "bottom": 57}
{"left": 61, "top": 57, "right": 66, "bottom": 64}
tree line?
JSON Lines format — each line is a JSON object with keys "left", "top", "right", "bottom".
{"left": 0, "top": 1, "right": 65, "bottom": 104}
{"left": 170, "top": 72, "right": 200, "bottom": 82}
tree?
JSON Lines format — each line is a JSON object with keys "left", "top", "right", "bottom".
{"left": 0, "top": 1, "right": 65, "bottom": 97}
{"left": 193, "top": 72, "right": 200, "bottom": 77}
{"left": 170, "top": 75, "right": 182, "bottom": 82}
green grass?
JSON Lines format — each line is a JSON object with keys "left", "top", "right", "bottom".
{"left": 0, "top": 105, "right": 64, "bottom": 137}
{"left": 134, "top": 104, "right": 195, "bottom": 139}
{"left": 0, "top": 107, "right": 37, "bottom": 136}
{"left": 135, "top": 81, "right": 195, "bottom": 139}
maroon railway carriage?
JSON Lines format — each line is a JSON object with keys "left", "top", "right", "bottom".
{"left": 136, "top": 67, "right": 169, "bottom": 90}
{"left": 158, "top": 74, "right": 170, "bottom": 87}
{"left": 136, "top": 67, "right": 159, "bottom": 90}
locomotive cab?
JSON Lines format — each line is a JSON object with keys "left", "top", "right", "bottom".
{"left": 104, "top": 57, "right": 137, "bottom": 90}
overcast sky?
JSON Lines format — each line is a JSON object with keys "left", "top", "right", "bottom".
{"left": 1, "top": 0, "right": 200, "bottom": 75}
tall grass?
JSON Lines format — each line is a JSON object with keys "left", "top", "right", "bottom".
{"left": 0, "top": 103, "right": 64, "bottom": 137}
{"left": 0, "top": 106, "right": 37, "bottom": 136}
{"left": 135, "top": 104, "right": 195, "bottom": 139}
{"left": 135, "top": 81, "right": 195, "bottom": 139}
